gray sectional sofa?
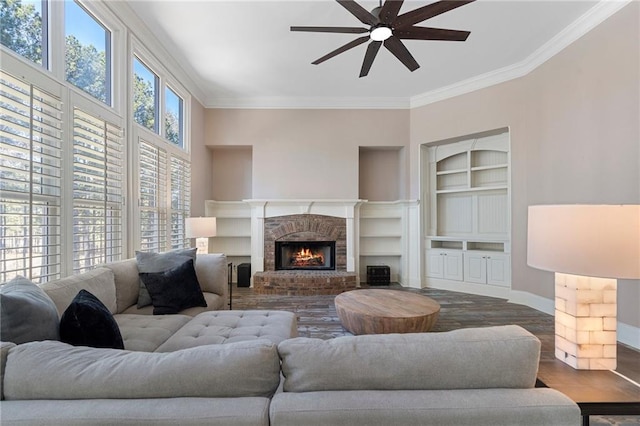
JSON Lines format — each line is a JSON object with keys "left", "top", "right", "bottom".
{"left": 0, "top": 253, "right": 580, "bottom": 425}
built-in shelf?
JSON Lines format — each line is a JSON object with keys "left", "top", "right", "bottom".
{"left": 358, "top": 201, "right": 408, "bottom": 283}
{"left": 204, "top": 201, "right": 252, "bottom": 282}
{"left": 423, "top": 130, "right": 511, "bottom": 290}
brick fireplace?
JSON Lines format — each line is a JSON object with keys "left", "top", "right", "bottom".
{"left": 248, "top": 201, "right": 360, "bottom": 295}
{"left": 263, "top": 214, "right": 346, "bottom": 271}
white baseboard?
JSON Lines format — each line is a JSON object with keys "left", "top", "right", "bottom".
{"left": 508, "top": 290, "right": 555, "bottom": 316}
{"left": 424, "top": 279, "right": 639, "bottom": 350}
{"left": 618, "top": 322, "right": 640, "bottom": 350}
{"left": 424, "top": 278, "right": 512, "bottom": 300}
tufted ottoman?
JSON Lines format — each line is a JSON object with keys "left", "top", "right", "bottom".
{"left": 154, "top": 310, "right": 298, "bottom": 352}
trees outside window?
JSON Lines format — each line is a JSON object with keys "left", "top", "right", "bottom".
{"left": 133, "top": 57, "right": 157, "bottom": 132}
{"left": 165, "top": 86, "right": 183, "bottom": 148}
{"left": 0, "top": 0, "right": 46, "bottom": 66}
{"left": 65, "top": 0, "right": 110, "bottom": 105}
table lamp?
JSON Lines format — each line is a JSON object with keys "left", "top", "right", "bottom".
{"left": 527, "top": 205, "right": 640, "bottom": 370}
{"left": 185, "top": 217, "right": 217, "bottom": 254}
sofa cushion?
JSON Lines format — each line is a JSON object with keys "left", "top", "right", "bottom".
{"left": 192, "top": 253, "right": 228, "bottom": 295}
{"left": 278, "top": 325, "right": 540, "bottom": 392}
{"left": 135, "top": 248, "right": 197, "bottom": 308}
{"left": 119, "top": 291, "right": 223, "bottom": 316}
{"left": 269, "top": 389, "right": 580, "bottom": 426}
{"left": 155, "top": 310, "right": 298, "bottom": 352}
{"left": 115, "top": 314, "right": 192, "bottom": 352}
{"left": 0, "top": 398, "right": 272, "bottom": 426}
{"left": 139, "top": 259, "right": 207, "bottom": 315}
{"left": 102, "top": 258, "right": 140, "bottom": 314}
{"left": 4, "top": 340, "right": 281, "bottom": 400}
{"left": 0, "top": 276, "right": 59, "bottom": 344}
{"left": 60, "top": 290, "right": 124, "bottom": 350}
{"left": 40, "top": 268, "right": 117, "bottom": 316}
{"left": 1, "top": 341, "right": 17, "bottom": 400}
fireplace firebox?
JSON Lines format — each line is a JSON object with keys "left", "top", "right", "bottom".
{"left": 275, "top": 241, "right": 336, "bottom": 271}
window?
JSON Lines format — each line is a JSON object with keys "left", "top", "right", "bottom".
{"left": 65, "top": 0, "right": 111, "bottom": 104}
{"left": 137, "top": 139, "right": 190, "bottom": 252}
{"left": 133, "top": 57, "right": 158, "bottom": 132}
{"left": 1, "top": 1, "right": 192, "bottom": 283}
{"left": 165, "top": 86, "right": 183, "bottom": 147}
{"left": 0, "top": 0, "right": 47, "bottom": 66}
{"left": 138, "top": 140, "right": 166, "bottom": 252}
{"left": 170, "top": 156, "right": 190, "bottom": 248}
{"left": 0, "top": 70, "right": 63, "bottom": 283}
{"left": 72, "top": 108, "right": 123, "bottom": 273}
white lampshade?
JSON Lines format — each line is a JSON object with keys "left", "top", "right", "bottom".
{"left": 185, "top": 217, "right": 217, "bottom": 239}
{"left": 527, "top": 205, "right": 640, "bottom": 279}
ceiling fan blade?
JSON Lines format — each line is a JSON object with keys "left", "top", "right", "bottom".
{"left": 291, "top": 26, "right": 369, "bottom": 34}
{"left": 336, "top": 0, "right": 379, "bottom": 26}
{"left": 359, "top": 41, "right": 382, "bottom": 77}
{"left": 383, "top": 36, "right": 419, "bottom": 72}
{"left": 394, "top": 0, "right": 475, "bottom": 29}
{"left": 312, "top": 35, "right": 370, "bottom": 65}
{"left": 394, "top": 26, "right": 470, "bottom": 41}
{"left": 379, "top": 0, "right": 404, "bottom": 25}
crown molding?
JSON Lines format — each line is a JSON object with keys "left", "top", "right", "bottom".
{"left": 205, "top": 96, "right": 410, "bottom": 110}
{"left": 106, "top": 0, "right": 630, "bottom": 110}
{"left": 205, "top": 0, "right": 630, "bottom": 110}
{"left": 409, "top": 0, "right": 631, "bottom": 108}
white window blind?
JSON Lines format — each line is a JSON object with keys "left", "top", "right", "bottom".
{"left": 170, "top": 156, "right": 190, "bottom": 249}
{"left": 139, "top": 139, "right": 167, "bottom": 252}
{"left": 138, "top": 138, "right": 190, "bottom": 253}
{"left": 72, "top": 108, "right": 123, "bottom": 273}
{"left": 0, "top": 70, "right": 63, "bottom": 283}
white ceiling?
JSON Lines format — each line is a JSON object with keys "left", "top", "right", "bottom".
{"left": 122, "top": 0, "right": 624, "bottom": 108}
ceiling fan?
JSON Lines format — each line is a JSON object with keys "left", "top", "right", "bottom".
{"left": 291, "top": 0, "right": 475, "bottom": 77}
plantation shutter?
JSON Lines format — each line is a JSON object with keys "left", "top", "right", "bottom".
{"left": 0, "top": 71, "right": 63, "bottom": 283}
{"left": 72, "top": 109, "right": 124, "bottom": 273}
{"left": 139, "top": 139, "right": 167, "bottom": 252}
{"left": 170, "top": 156, "right": 190, "bottom": 249}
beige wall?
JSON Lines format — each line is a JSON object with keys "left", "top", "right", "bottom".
{"left": 189, "top": 97, "right": 212, "bottom": 216}
{"left": 204, "top": 109, "right": 410, "bottom": 199}
{"left": 196, "top": 4, "right": 638, "bottom": 327}
{"left": 211, "top": 146, "right": 253, "bottom": 200}
{"left": 409, "top": 3, "right": 639, "bottom": 326}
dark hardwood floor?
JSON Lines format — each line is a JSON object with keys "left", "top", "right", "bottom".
{"left": 231, "top": 283, "right": 640, "bottom": 426}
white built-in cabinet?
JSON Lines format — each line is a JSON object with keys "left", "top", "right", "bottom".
{"left": 204, "top": 200, "right": 251, "bottom": 281}
{"left": 358, "top": 201, "right": 405, "bottom": 283}
{"left": 423, "top": 130, "right": 511, "bottom": 290}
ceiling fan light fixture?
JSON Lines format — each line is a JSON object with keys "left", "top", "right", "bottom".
{"left": 370, "top": 26, "right": 392, "bottom": 42}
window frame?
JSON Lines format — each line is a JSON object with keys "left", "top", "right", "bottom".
{"left": 67, "top": 91, "right": 125, "bottom": 274}
{"left": 0, "top": 0, "right": 195, "bottom": 283}
{"left": 130, "top": 39, "right": 191, "bottom": 254}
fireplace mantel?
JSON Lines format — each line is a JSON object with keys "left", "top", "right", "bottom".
{"left": 244, "top": 199, "right": 365, "bottom": 279}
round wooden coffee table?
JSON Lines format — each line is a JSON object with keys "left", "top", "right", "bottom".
{"left": 335, "top": 289, "right": 440, "bottom": 335}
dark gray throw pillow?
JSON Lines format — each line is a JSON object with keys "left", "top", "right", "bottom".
{"left": 139, "top": 259, "right": 207, "bottom": 315}
{"left": 59, "top": 289, "right": 124, "bottom": 350}
{"left": 0, "top": 276, "right": 60, "bottom": 344}
{"left": 135, "top": 248, "right": 197, "bottom": 308}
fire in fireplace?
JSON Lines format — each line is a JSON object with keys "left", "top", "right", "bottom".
{"left": 275, "top": 241, "right": 336, "bottom": 270}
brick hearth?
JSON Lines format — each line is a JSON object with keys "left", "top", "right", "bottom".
{"left": 253, "top": 271, "right": 357, "bottom": 296}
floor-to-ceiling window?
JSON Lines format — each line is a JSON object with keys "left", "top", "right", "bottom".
{"left": 0, "top": 0, "right": 191, "bottom": 282}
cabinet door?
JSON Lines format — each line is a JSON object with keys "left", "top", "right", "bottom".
{"left": 464, "top": 252, "right": 487, "bottom": 284}
{"left": 426, "top": 250, "right": 444, "bottom": 278}
{"left": 486, "top": 254, "right": 510, "bottom": 287}
{"left": 442, "top": 252, "right": 463, "bottom": 281}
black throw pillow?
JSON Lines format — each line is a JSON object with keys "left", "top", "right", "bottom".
{"left": 59, "top": 289, "right": 124, "bottom": 349}
{"left": 139, "top": 259, "right": 207, "bottom": 315}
